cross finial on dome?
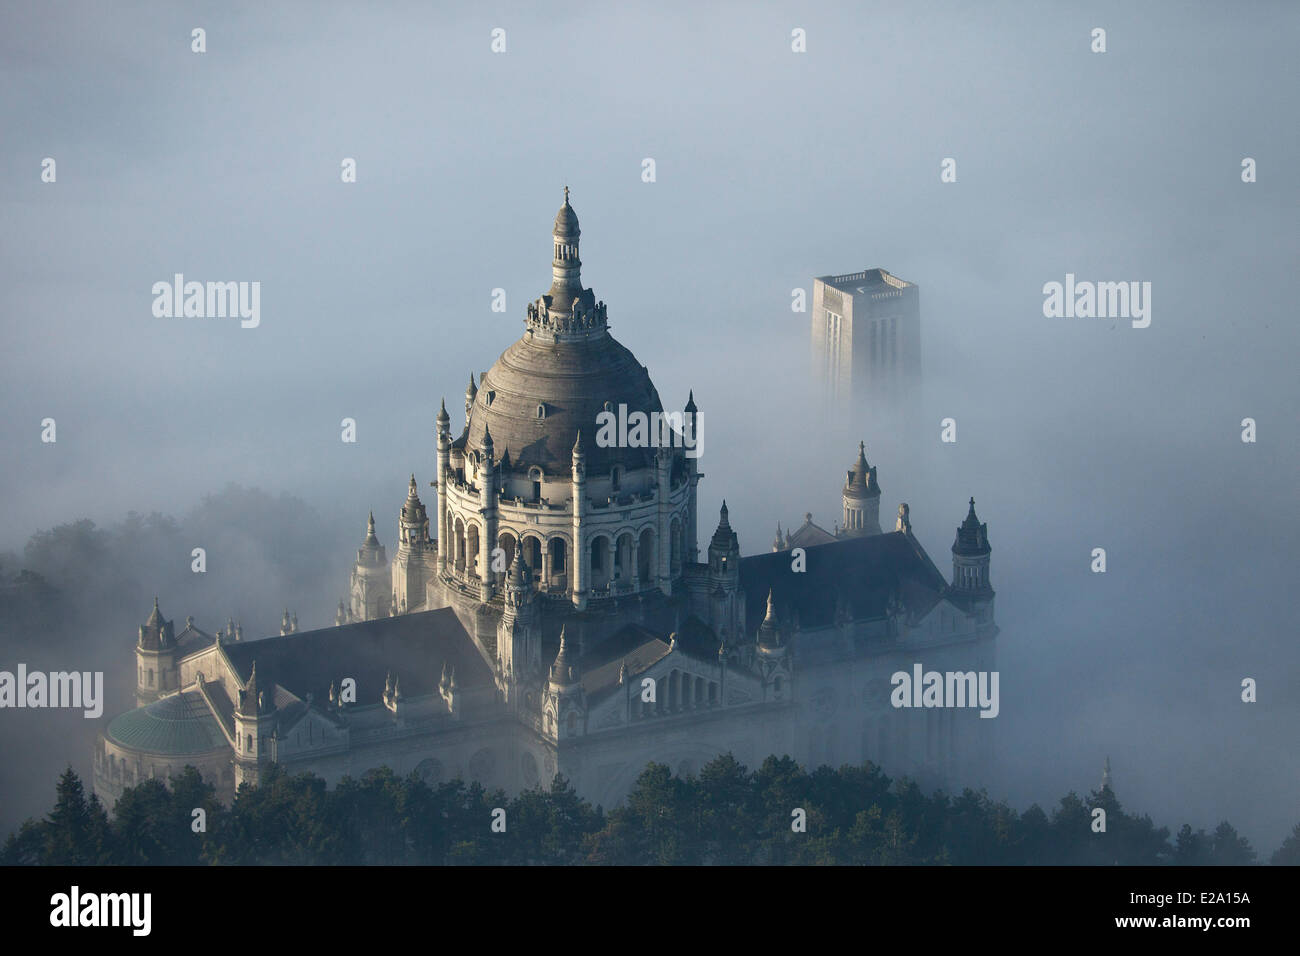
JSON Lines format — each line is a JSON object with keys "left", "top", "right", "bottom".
{"left": 564, "top": 185, "right": 569, "bottom": 205}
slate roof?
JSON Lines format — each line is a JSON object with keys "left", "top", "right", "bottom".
{"left": 221, "top": 608, "right": 491, "bottom": 708}
{"left": 580, "top": 625, "right": 670, "bottom": 701}
{"left": 739, "top": 531, "right": 948, "bottom": 635}
{"left": 579, "top": 614, "right": 721, "bottom": 703}
{"left": 174, "top": 623, "right": 215, "bottom": 657}
{"left": 784, "top": 515, "right": 837, "bottom": 549}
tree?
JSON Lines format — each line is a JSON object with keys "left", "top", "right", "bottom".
{"left": 43, "top": 768, "right": 111, "bottom": 865}
{"left": 1270, "top": 823, "right": 1300, "bottom": 866}
{"left": 1210, "top": 820, "right": 1256, "bottom": 865}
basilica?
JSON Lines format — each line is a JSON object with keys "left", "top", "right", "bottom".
{"left": 94, "top": 192, "right": 998, "bottom": 812}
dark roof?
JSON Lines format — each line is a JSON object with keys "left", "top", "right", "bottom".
{"left": 467, "top": 329, "right": 664, "bottom": 476}
{"left": 580, "top": 625, "right": 670, "bottom": 701}
{"left": 175, "top": 623, "right": 215, "bottom": 657}
{"left": 222, "top": 608, "right": 491, "bottom": 708}
{"left": 952, "top": 498, "right": 991, "bottom": 556}
{"left": 785, "top": 515, "right": 837, "bottom": 549}
{"left": 739, "top": 531, "right": 948, "bottom": 634}
{"left": 202, "top": 680, "right": 235, "bottom": 737}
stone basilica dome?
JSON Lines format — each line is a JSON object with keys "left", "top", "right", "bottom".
{"left": 465, "top": 190, "right": 666, "bottom": 476}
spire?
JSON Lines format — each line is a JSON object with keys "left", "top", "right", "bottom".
{"left": 684, "top": 390, "right": 697, "bottom": 414}
{"left": 507, "top": 544, "right": 530, "bottom": 589}
{"left": 550, "top": 626, "right": 579, "bottom": 686}
{"left": 480, "top": 422, "right": 494, "bottom": 455}
{"left": 772, "top": 522, "right": 784, "bottom": 551}
{"left": 1101, "top": 756, "right": 1112, "bottom": 792}
{"left": 952, "top": 497, "right": 990, "bottom": 555}
{"left": 408, "top": 474, "right": 418, "bottom": 498}
{"left": 139, "top": 597, "right": 173, "bottom": 650}
{"left": 572, "top": 427, "right": 584, "bottom": 455}
{"left": 757, "top": 588, "right": 782, "bottom": 651}
{"left": 843, "top": 440, "right": 880, "bottom": 498}
{"left": 362, "top": 510, "right": 381, "bottom": 551}
{"left": 710, "top": 500, "right": 739, "bottom": 554}
{"left": 239, "top": 661, "right": 265, "bottom": 715}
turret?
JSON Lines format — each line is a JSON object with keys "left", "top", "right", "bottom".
{"left": 754, "top": 589, "right": 791, "bottom": 701}
{"left": 708, "top": 500, "right": 739, "bottom": 581}
{"left": 393, "top": 475, "right": 432, "bottom": 614}
{"left": 703, "top": 501, "right": 743, "bottom": 645}
{"left": 547, "top": 187, "right": 584, "bottom": 315}
{"left": 684, "top": 390, "right": 701, "bottom": 563}
{"left": 951, "top": 497, "right": 992, "bottom": 594}
{"left": 349, "top": 511, "right": 391, "bottom": 621}
{"left": 497, "top": 547, "right": 541, "bottom": 704}
{"left": 135, "top": 597, "right": 177, "bottom": 706}
{"left": 841, "top": 441, "right": 882, "bottom": 536}
{"left": 756, "top": 589, "right": 783, "bottom": 656}
{"left": 547, "top": 626, "right": 585, "bottom": 739}
{"left": 233, "top": 661, "right": 275, "bottom": 789}
{"left": 465, "top": 373, "right": 478, "bottom": 426}
{"left": 478, "top": 425, "right": 498, "bottom": 601}
{"left": 571, "top": 428, "right": 587, "bottom": 609}
{"left": 436, "top": 398, "right": 451, "bottom": 574}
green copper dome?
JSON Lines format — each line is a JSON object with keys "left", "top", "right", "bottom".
{"left": 106, "top": 691, "right": 227, "bottom": 756}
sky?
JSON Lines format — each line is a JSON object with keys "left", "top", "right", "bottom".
{"left": 1, "top": 0, "right": 1297, "bottom": 851}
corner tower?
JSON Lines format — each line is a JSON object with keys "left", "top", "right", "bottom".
{"left": 841, "top": 441, "right": 882, "bottom": 536}
{"left": 135, "top": 597, "right": 177, "bottom": 707}
{"left": 951, "top": 498, "right": 994, "bottom": 624}
{"left": 349, "top": 511, "right": 391, "bottom": 621}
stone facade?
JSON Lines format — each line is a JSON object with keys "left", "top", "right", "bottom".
{"left": 95, "top": 193, "right": 995, "bottom": 813}
{"left": 812, "top": 268, "right": 921, "bottom": 408}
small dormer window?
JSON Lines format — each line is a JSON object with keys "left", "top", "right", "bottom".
{"left": 486, "top": 391, "right": 495, "bottom": 406}
{"left": 536, "top": 404, "right": 546, "bottom": 419}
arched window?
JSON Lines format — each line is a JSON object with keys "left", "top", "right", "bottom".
{"left": 147, "top": 668, "right": 154, "bottom": 687}
{"left": 536, "top": 404, "right": 546, "bottom": 419}
{"left": 611, "top": 466, "right": 621, "bottom": 491}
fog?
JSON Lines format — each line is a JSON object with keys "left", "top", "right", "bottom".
{"left": 1, "top": 1, "right": 1296, "bottom": 852}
